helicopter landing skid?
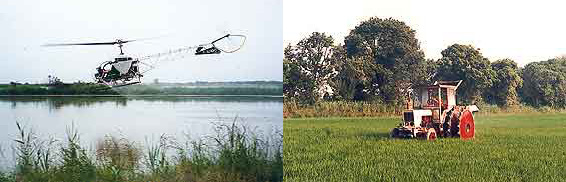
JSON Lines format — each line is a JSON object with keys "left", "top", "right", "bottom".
{"left": 107, "top": 81, "right": 141, "bottom": 88}
{"left": 95, "top": 78, "right": 141, "bottom": 89}
{"left": 91, "top": 81, "right": 140, "bottom": 92}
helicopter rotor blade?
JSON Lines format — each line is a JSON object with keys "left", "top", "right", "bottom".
{"left": 41, "top": 33, "right": 172, "bottom": 47}
{"left": 42, "top": 42, "right": 118, "bottom": 47}
{"left": 41, "top": 39, "right": 136, "bottom": 47}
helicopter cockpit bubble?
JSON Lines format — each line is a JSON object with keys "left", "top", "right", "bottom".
{"left": 112, "top": 59, "right": 133, "bottom": 74}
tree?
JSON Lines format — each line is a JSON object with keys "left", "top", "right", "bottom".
{"left": 435, "top": 44, "right": 495, "bottom": 104}
{"left": 332, "top": 52, "right": 384, "bottom": 101}
{"left": 521, "top": 57, "right": 566, "bottom": 108}
{"left": 283, "top": 59, "right": 314, "bottom": 102}
{"left": 284, "top": 32, "right": 338, "bottom": 104}
{"left": 485, "top": 59, "right": 522, "bottom": 107}
{"left": 343, "top": 17, "right": 428, "bottom": 103}
{"left": 47, "top": 75, "right": 63, "bottom": 85}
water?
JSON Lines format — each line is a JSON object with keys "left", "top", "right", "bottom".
{"left": 0, "top": 96, "right": 282, "bottom": 168}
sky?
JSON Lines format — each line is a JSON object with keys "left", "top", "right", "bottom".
{"left": 284, "top": 0, "right": 566, "bottom": 67}
{"left": 0, "top": 0, "right": 282, "bottom": 83}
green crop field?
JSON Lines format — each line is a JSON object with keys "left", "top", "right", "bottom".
{"left": 284, "top": 113, "right": 566, "bottom": 182}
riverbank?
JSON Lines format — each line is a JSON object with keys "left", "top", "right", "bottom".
{"left": 0, "top": 81, "right": 283, "bottom": 96}
{"left": 0, "top": 84, "right": 117, "bottom": 95}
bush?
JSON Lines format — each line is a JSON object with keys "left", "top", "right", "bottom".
{"left": 284, "top": 100, "right": 403, "bottom": 118}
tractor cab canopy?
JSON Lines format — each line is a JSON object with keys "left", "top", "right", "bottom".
{"left": 412, "top": 80, "right": 462, "bottom": 110}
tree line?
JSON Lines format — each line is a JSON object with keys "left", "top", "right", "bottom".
{"left": 284, "top": 17, "right": 566, "bottom": 108}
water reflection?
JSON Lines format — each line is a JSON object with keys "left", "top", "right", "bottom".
{"left": 3, "top": 96, "right": 127, "bottom": 110}
{"left": 0, "top": 96, "right": 282, "bottom": 111}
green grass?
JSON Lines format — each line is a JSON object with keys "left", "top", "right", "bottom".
{"left": 283, "top": 113, "right": 566, "bottom": 181}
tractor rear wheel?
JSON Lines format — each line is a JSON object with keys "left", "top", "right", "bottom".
{"left": 459, "top": 110, "right": 475, "bottom": 139}
{"left": 426, "top": 128, "right": 437, "bottom": 140}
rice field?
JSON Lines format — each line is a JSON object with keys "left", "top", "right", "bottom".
{"left": 283, "top": 113, "right": 566, "bottom": 181}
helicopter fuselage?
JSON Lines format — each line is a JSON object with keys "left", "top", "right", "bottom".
{"left": 42, "top": 34, "right": 245, "bottom": 88}
{"left": 94, "top": 55, "right": 142, "bottom": 85}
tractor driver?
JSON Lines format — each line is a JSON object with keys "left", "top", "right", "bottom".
{"left": 428, "top": 96, "right": 440, "bottom": 107}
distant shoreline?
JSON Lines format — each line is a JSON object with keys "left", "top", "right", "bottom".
{"left": 0, "top": 82, "right": 283, "bottom": 96}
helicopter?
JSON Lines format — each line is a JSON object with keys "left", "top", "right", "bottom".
{"left": 42, "top": 34, "right": 246, "bottom": 87}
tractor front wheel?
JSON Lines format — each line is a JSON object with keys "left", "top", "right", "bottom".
{"left": 390, "top": 128, "right": 400, "bottom": 138}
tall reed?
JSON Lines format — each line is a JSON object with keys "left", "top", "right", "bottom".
{"left": 284, "top": 100, "right": 566, "bottom": 118}
{"left": 56, "top": 124, "right": 96, "bottom": 182}
{"left": 2, "top": 119, "right": 283, "bottom": 182}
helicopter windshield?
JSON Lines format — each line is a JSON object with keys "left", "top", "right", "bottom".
{"left": 112, "top": 60, "right": 133, "bottom": 74}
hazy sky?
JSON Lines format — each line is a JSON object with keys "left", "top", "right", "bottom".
{"left": 0, "top": 0, "right": 282, "bottom": 83}
{"left": 284, "top": 0, "right": 566, "bottom": 66}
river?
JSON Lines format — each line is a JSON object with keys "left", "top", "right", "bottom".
{"left": 0, "top": 95, "right": 282, "bottom": 168}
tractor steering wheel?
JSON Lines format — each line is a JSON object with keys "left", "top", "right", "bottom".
{"left": 427, "top": 98, "right": 438, "bottom": 107}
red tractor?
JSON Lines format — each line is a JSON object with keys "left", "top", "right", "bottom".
{"left": 390, "top": 80, "right": 478, "bottom": 140}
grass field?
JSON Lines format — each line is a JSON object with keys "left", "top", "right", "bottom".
{"left": 283, "top": 113, "right": 566, "bottom": 181}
